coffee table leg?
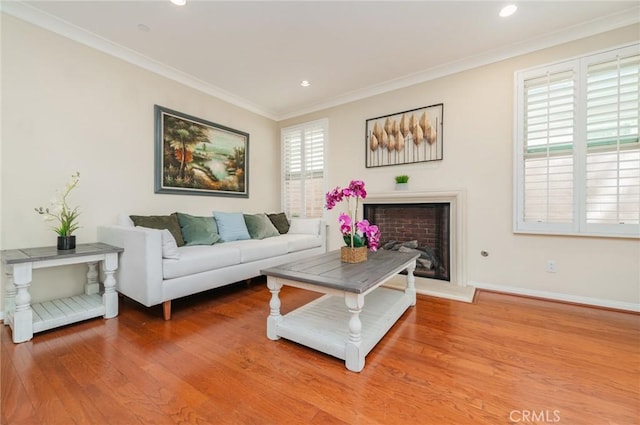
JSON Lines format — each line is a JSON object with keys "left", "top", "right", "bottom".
{"left": 345, "top": 293, "right": 365, "bottom": 372}
{"left": 266, "top": 277, "right": 283, "bottom": 340}
{"left": 406, "top": 259, "right": 417, "bottom": 306}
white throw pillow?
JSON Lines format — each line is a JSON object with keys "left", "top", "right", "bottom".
{"left": 288, "top": 218, "right": 319, "bottom": 235}
{"left": 117, "top": 213, "right": 134, "bottom": 227}
{"left": 161, "top": 229, "right": 180, "bottom": 259}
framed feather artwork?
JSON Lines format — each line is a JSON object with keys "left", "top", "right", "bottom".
{"left": 365, "top": 103, "right": 443, "bottom": 168}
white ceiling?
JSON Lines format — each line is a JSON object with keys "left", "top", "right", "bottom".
{"left": 4, "top": 1, "right": 640, "bottom": 120}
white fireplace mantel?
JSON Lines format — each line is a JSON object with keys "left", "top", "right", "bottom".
{"left": 364, "top": 190, "right": 475, "bottom": 303}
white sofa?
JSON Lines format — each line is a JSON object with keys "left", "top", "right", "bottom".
{"left": 98, "top": 216, "right": 326, "bottom": 320}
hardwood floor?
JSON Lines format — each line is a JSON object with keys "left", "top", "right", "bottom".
{"left": 1, "top": 279, "right": 638, "bottom": 424}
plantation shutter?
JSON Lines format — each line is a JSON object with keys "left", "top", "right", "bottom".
{"left": 282, "top": 119, "right": 327, "bottom": 218}
{"left": 521, "top": 67, "right": 576, "bottom": 226}
{"left": 283, "top": 129, "right": 303, "bottom": 217}
{"left": 584, "top": 52, "right": 640, "bottom": 228}
{"left": 515, "top": 43, "right": 640, "bottom": 237}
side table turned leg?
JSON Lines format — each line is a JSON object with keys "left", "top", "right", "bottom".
{"left": 85, "top": 261, "right": 99, "bottom": 295}
{"left": 11, "top": 263, "right": 34, "bottom": 343}
{"left": 345, "top": 293, "right": 365, "bottom": 372}
{"left": 102, "top": 253, "right": 119, "bottom": 319}
{"left": 266, "top": 277, "right": 283, "bottom": 340}
{"left": 4, "top": 265, "right": 16, "bottom": 327}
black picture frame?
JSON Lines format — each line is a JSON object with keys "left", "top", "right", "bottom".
{"left": 154, "top": 105, "right": 249, "bottom": 198}
{"left": 365, "top": 103, "right": 443, "bottom": 168}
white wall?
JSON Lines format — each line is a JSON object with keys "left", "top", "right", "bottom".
{"left": 280, "top": 24, "right": 640, "bottom": 310}
{"left": 1, "top": 15, "right": 279, "bottom": 305}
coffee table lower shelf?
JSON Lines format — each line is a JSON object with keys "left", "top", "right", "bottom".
{"left": 274, "top": 287, "right": 412, "bottom": 369}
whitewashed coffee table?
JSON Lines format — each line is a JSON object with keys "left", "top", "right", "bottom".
{"left": 261, "top": 249, "right": 419, "bottom": 372}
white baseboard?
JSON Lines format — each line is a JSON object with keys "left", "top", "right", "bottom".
{"left": 471, "top": 281, "right": 640, "bottom": 312}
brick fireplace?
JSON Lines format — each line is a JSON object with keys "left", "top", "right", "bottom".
{"left": 362, "top": 191, "right": 473, "bottom": 301}
{"left": 363, "top": 203, "right": 450, "bottom": 281}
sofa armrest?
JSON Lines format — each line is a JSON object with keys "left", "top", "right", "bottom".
{"left": 97, "top": 225, "right": 164, "bottom": 307}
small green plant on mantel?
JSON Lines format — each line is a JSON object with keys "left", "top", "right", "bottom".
{"left": 395, "top": 175, "right": 409, "bottom": 184}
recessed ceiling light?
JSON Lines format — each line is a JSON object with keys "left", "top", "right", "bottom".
{"left": 300, "top": 80, "right": 311, "bottom": 87}
{"left": 170, "top": 0, "right": 186, "bottom": 6}
{"left": 499, "top": 4, "right": 517, "bottom": 18}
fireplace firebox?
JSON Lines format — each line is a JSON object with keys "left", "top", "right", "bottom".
{"left": 364, "top": 203, "right": 450, "bottom": 281}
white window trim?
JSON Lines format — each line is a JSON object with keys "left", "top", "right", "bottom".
{"left": 281, "top": 118, "right": 328, "bottom": 219}
{"left": 513, "top": 42, "right": 640, "bottom": 239}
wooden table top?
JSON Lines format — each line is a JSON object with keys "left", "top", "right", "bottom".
{"left": 1, "top": 243, "right": 123, "bottom": 265}
{"left": 261, "top": 249, "right": 419, "bottom": 294}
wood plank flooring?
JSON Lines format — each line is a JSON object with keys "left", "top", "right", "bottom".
{"left": 1, "top": 279, "right": 638, "bottom": 424}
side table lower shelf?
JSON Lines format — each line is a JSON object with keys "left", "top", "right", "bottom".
{"left": 32, "top": 294, "right": 105, "bottom": 333}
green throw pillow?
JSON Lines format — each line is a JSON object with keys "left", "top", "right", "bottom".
{"left": 244, "top": 213, "right": 281, "bottom": 239}
{"left": 267, "top": 212, "right": 290, "bottom": 234}
{"left": 177, "top": 213, "right": 221, "bottom": 246}
{"left": 130, "top": 213, "right": 185, "bottom": 247}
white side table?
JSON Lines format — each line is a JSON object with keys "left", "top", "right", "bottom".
{"left": 1, "top": 242, "right": 124, "bottom": 343}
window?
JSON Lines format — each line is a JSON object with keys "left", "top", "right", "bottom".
{"left": 515, "top": 44, "right": 639, "bottom": 237}
{"left": 281, "top": 119, "right": 327, "bottom": 218}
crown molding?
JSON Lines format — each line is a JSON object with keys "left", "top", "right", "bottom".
{"left": 276, "top": 6, "right": 640, "bottom": 120}
{"left": 0, "top": 1, "right": 279, "bottom": 120}
{"left": 2, "top": 1, "right": 638, "bottom": 122}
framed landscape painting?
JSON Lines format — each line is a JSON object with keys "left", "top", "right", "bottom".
{"left": 155, "top": 105, "right": 249, "bottom": 198}
{"left": 365, "top": 103, "right": 443, "bottom": 168}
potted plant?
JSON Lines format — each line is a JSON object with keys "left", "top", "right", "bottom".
{"left": 395, "top": 175, "right": 409, "bottom": 190}
{"left": 35, "top": 172, "right": 81, "bottom": 250}
{"left": 325, "top": 180, "right": 381, "bottom": 263}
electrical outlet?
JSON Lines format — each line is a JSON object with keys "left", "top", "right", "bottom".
{"left": 546, "top": 260, "right": 557, "bottom": 273}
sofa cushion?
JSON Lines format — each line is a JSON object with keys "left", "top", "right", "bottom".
{"left": 177, "top": 212, "right": 221, "bottom": 246}
{"left": 267, "top": 212, "right": 290, "bottom": 234}
{"left": 278, "top": 234, "right": 323, "bottom": 253}
{"left": 162, "top": 245, "right": 241, "bottom": 280}
{"left": 130, "top": 213, "right": 185, "bottom": 246}
{"left": 225, "top": 238, "right": 289, "bottom": 263}
{"left": 244, "top": 213, "right": 280, "bottom": 239}
{"left": 288, "top": 218, "right": 320, "bottom": 235}
{"left": 214, "top": 211, "right": 251, "bottom": 242}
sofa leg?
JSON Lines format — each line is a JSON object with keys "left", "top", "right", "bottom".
{"left": 163, "top": 301, "right": 171, "bottom": 321}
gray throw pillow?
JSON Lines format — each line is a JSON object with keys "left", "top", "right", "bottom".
{"left": 267, "top": 212, "right": 290, "bottom": 234}
{"left": 130, "top": 213, "right": 185, "bottom": 247}
{"left": 177, "top": 213, "right": 221, "bottom": 246}
{"left": 244, "top": 213, "right": 281, "bottom": 239}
